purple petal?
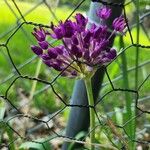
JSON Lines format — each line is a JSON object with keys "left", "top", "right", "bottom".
{"left": 71, "top": 45, "right": 82, "bottom": 58}
{"left": 75, "top": 13, "right": 88, "bottom": 31}
{"left": 38, "top": 41, "right": 49, "bottom": 50}
{"left": 48, "top": 48, "right": 58, "bottom": 59}
{"left": 107, "top": 49, "right": 116, "bottom": 59}
{"left": 61, "top": 20, "right": 75, "bottom": 38}
{"left": 93, "top": 27, "right": 102, "bottom": 39}
{"left": 55, "top": 46, "right": 64, "bottom": 55}
{"left": 43, "top": 60, "right": 52, "bottom": 67}
{"left": 32, "top": 28, "right": 46, "bottom": 42}
{"left": 83, "top": 50, "right": 90, "bottom": 60}
{"left": 72, "top": 36, "right": 79, "bottom": 45}
{"left": 90, "top": 23, "right": 97, "bottom": 32}
{"left": 91, "top": 48, "right": 102, "bottom": 59}
{"left": 51, "top": 60, "right": 64, "bottom": 71}
{"left": 31, "top": 45, "right": 43, "bottom": 55}
{"left": 84, "top": 30, "right": 92, "bottom": 43}
{"left": 41, "top": 54, "right": 50, "bottom": 60}
{"left": 51, "top": 26, "right": 63, "bottom": 39}
{"left": 98, "top": 39, "right": 109, "bottom": 49}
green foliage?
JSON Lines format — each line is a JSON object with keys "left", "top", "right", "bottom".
{"left": 68, "top": 131, "right": 87, "bottom": 150}
{"left": 19, "top": 139, "right": 52, "bottom": 150}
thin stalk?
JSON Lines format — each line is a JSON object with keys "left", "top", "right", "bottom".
{"left": 120, "top": 36, "right": 135, "bottom": 149}
{"left": 6, "top": 127, "right": 15, "bottom": 150}
{"left": 29, "top": 59, "right": 42, "bottom": 101}
{"left": 135, "top": 0, "right": 140, "bottom": 91}
{"left": 84, "top": 78, "right": 95, "bottom": 150}
{"left": 134, "top": 0, "right": 140, "bottom": 149}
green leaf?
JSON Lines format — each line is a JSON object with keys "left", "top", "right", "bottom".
{"left": 19, "top": 138, "right": 52, "bottom": 150}
{"left": 68, "top": 131, "right": 87, "bottom": 150}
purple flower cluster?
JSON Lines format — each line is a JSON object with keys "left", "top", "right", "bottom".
{"left": 31, "top": 7, "right": 126, "bottom": 78}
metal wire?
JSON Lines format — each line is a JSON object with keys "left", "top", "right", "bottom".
{"left": 0, "top": 0, "right": 150, "bottom": 149}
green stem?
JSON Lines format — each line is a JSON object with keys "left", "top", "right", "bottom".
{"left": 29, "top": 59, "right": 42, "bottom": 101}
{"left": 84, "top": 78, "right": 95, "bottom": 150}
{"left": 6, "top": 127, "right": 15, "bottom": 150}
{"left": 120, "top": 36, "right": 135, "bottom": 149}
{"left": 135, "top": 0, "right": 140, "bottom": 91}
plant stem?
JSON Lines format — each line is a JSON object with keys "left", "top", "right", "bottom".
{"left": 6, "top": 127, "right": 15, "bottom": 150}
{"left": 84, "top": 78, "right": 95, "bottom": 150}
{"left": 120, "top": 36, "right": 135, "bottom": 149}
{"left": 29, "top": 59, "right": 42, "bottom": 101}
{"left": 135, "top": 0, "right": 140, "bottom": 91}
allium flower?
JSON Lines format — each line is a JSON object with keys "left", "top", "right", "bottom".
{"left": 113, "top": 16, "right": 126, "bottom": 33}
{"left": 31, "top": 7, "right": 126, "bottom": 78}
{"left": 96, "top": 6, "right": 111, "bottom": 20}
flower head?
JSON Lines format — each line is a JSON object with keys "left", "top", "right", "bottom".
{"left": 31, "top": 10, "right": 126, "bottom": 78}
{"left": 96, "top": 6, "right": 111, "bottom": 20}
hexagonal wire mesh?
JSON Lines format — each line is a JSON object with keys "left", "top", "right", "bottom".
{"left": 0, "top": 0, "right": 150, "bottom": 149}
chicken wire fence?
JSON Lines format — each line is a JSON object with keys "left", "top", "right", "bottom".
{"left": 0, "top": 0, "right": 150, "bottom": 149}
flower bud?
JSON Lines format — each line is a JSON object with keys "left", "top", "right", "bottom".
{"left": 31, "top": 45, "right": 43, "bottom": 55}
{"left": 71, "top": 45, "right": 82, "bottom": 58}
{"left": 38, "top": 41, "right": 49, "bottom": 50}
{"left": 61, "top": 20, "right": 75, "bottom": 38}
{"left": 41, "top": 54, "right": 50, "bottom": 60}
{"left": 113, "top": 16, "right": 126, "bottom": 32}
{"left": 32, "top": 28, "right": 46, "bottom": 42}
{"left": 75, "top": 13, "right": 88, "bottom": 31}
{"left": 96, "top": 6, "right": 111, "bottom": 20}
{"left": 48, "top": 48, "right": 58, "bottom": 59}
{"left": 51, "top": 26, "right": 63, "bottom": 39}
{"left": 107, "top": 48, "right": 116, "bottom": 59}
